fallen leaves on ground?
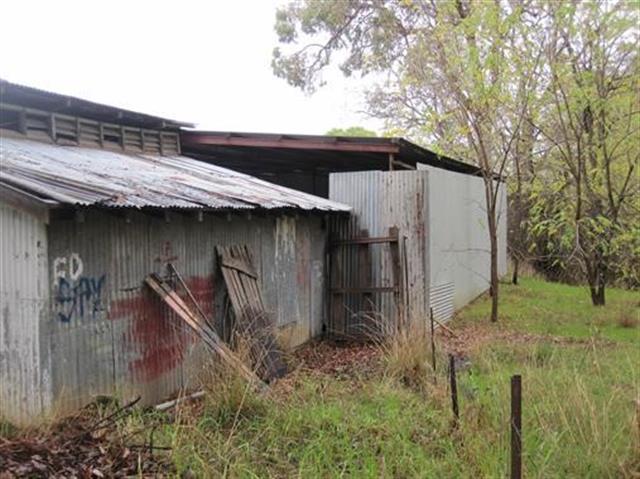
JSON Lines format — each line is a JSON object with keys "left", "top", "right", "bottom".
{"left": 438, "top": 323, "right": 615, "bottom": 356}
{"left": 292, "top": 339, "right": 381, "bottom": 378}
{"left": 0, "top": 398, "right": 173, "bottom": 478}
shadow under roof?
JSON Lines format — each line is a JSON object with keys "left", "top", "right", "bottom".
{"left": 181, "top": 130, "right": 485, "bottom": 177}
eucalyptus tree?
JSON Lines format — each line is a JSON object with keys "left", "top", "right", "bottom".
{"left": 272, "top": 0, "right": 542, "bottom": 321}
{"left": 527, "top": 1, "right": 639, "bottom": 305}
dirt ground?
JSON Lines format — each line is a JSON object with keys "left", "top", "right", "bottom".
{"left": 438, "top": 323, "right": 615, "bottom": 357}
{"left": 0, "top": 341, "right": 382, "bottom": 478}
{"left": 0, "top": 398, "right": 173, "bottom": 479}
{"left": 291, "top": 339, "right": 381, "bottom": 377}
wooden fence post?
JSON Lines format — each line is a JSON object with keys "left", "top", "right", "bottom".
{"left": 449, "top": 354, "right": 459, "bottom": 424}
{"left": 511, "top": 374, "right": 522, "bottom": 479}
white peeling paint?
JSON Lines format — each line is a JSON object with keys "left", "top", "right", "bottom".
{"left": 0, "top": 200, "right": 51, "bottom": 425}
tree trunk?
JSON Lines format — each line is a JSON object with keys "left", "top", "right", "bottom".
{"left": 490, "top": 235, "right": 499, "bottom": 322}
{"left": 589, "top": 285, "right": 606, "bottom": 306}
{"left": 488, "top": 211, "right": 499, "bottom": 322}
{"left": 512, "top": 258, "right": 519, "bottom": 285}
{"left": 589, "top": 269, "right": 606, "bottom": 306}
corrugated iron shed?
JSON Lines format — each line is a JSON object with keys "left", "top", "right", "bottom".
{"left": 0, "top": 137, "right": 351, "bottom": 212}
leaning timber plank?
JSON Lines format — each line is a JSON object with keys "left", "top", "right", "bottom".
{"left": 240, "top": 269, "right": 263, "bottom": 311}
{"left": 144, "top": 274, "right": 264, "bottom": 389}
{"left": 147, "top": 274, "right": 263, "bottom": 387}
{"left": 221, "top": 257, "right": 258, "bottom": 278}
{"left": 219, "top": 266, "right": 244, "bottom": 316}
{"left": 152, "top": 277, "right": 241, "bottom": 356}
{"left": 168, "top": 263, "right": 208, "bottom": 324}
{"left": 432, "top": 316, "right": 459, "bottom": 337}
{"left": 221, "top": 245, "right": 263, "bottom": 312}
{"left": 147, "top": 275, "right": 223, "bottom": 349}
{"left": 152, "top": 279, "right": 224, "bottom": 348}
{"left": 248, "top": 249, "right": 267, "bottom": 311}
{"left": 215, "top": 245, "right": 287, "bottom": 381}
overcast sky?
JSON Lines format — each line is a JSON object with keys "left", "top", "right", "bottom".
{"left": 0, "top": 0, "right": 382, "bottom": 134}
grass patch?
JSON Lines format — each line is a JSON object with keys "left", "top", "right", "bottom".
{"left": 459, "top": 277, "right": 640, "bottom": 343}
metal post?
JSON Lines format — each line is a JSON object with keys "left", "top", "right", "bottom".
{"left": 511, "top": 374, "right": 522, "bottom": 479}
{"left": 449, "top": 354, "right": 459, "bottom": 423}
{"left": 430, "top": 308, "right": 437, "bottom": 377}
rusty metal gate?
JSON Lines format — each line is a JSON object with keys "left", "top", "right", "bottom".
{"left": 327, "top": 170, "right": 430, "bottom": 338}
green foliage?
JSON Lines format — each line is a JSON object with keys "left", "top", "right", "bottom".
{"left": 524, "top": 1, "right": 639, "bottom": 291}
{"left": 326, "top": 126, "right": 377, "bottom": 137}
{"left": 459, "top": 277, "right": 639, "bottom": 343}
{"left": 273, "top": 0, "right": 545, "bottom": 320}
{"left": 272, "top": 0, "right": 639, "bottom": 299}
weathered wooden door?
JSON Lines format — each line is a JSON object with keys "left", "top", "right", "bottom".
{"left": 328, "top": 170, "right": 430, "bottom": 338}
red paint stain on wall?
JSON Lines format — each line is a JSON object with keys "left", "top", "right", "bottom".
{"left": 108, "top": 276, "right": 215, "bottom": 383}
{"left": 184, "top": 276, "right": 214, "bottom": 318}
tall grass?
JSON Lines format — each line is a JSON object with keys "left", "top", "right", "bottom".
{"left": 463, "top": 341, "right": 639, "bottom": 477}
{"left": 379, "top": 323, "right": 435, "bottom": 392}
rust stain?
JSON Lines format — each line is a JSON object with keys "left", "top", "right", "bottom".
{"left": 184, "top": 276, "right": 214, "bottom": 317}
{"left": 153, "top": 241, "right": 178, "bottom": 265}
{"left": 108, "top": 275, "right": 214, "bottom": 383}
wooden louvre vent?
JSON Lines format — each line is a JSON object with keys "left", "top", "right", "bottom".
{"left": 0, "top": 102, "right": 180, "bottom": 155}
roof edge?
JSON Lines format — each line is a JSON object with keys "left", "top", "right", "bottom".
{"left": 0, "top": 78, "right": 194, "bottom": 130}
{"left": 181, "top": 130, "right": 498, "bottom": 178}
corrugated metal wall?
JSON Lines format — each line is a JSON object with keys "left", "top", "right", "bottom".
{"left": 429, "top": 282, "right": 455, "bottom": 323}
{"left": 328, "top": 171, "right": 430, "bottom": 335}
{"left": 0, "top": 201, "right": 51, "bottom": 425}
{"left": 417, "top": 164, "right": 508, "bottom": 310}
{"left": 2, "top": 208, "right": 326, "bottom": 423}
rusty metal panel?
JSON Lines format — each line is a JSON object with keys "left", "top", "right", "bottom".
{"left": 384, "top": 171, "right": 429, "bottom": 326}
{"left": 0, "top": 137, "right": 351, "bottom": 212}
{"left": 328, "top": 171, "right": 430, "bottom": 335}
{"left": 0, "top": 201, "right": 51, "bottom": 425}
{"left": 47, "top": 213, "right": 117, "bottom": 412}
{"left": 275, "top": 216, "right": 298, "bottom": 328}
{"left": 308, "top": 218, "right": 327, "bottom": 339}
{"left": 37, "top": 209, "right": 326, "bottom": 418}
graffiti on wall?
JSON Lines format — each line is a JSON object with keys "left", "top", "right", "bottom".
{"left": 53, "top": 253, "right": 106, "bottom": 323}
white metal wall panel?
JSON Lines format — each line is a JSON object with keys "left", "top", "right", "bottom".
{"left": 418, "top": 164, "right": 508, "bottom": 310}
{"left": 0, "top": 201, "right": 51, "bottom": 425}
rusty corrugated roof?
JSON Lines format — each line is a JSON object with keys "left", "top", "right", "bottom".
{"left": 0, "top": 137, "right": 351, "bottom": 212}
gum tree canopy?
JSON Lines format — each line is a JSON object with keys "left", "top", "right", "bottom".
{"left": 272, "top": 1, "right": 638, "bottom": 309}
